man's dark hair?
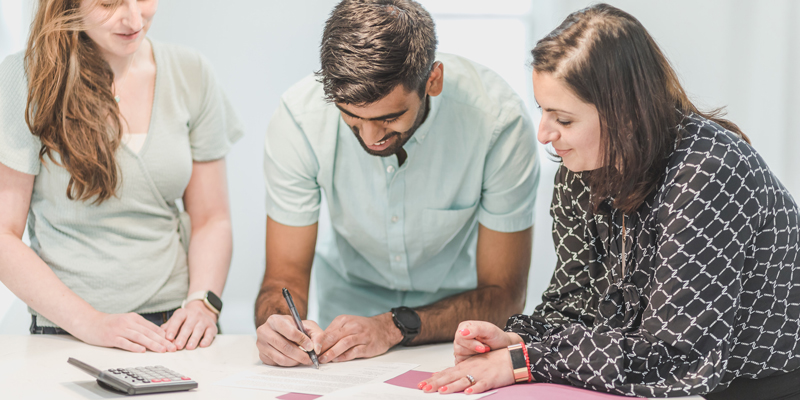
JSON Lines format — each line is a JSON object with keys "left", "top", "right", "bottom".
{"left": 317, "top": 0, "right": 437, "bottom": 105}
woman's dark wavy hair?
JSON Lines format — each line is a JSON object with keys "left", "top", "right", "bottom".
{"left": 533, "top": 3, "right": 749, "bottom": 214}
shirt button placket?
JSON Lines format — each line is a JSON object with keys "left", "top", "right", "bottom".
{"left": 384, "top": 159, "right": 411, "bottom": 291}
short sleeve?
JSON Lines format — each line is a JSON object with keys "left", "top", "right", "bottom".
{"left": 187, "top": 55, "right": 244, "bottom": 162}
{"left": 476, "top": 101, "right": 540, "bottom": 232}
{"left": 0, "top": 53, "right": 42, "bottom": 175}
{"left": 263, "top": 99, "right": 321, "bottom": 227}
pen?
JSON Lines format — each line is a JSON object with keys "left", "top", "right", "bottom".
{"left": 282, "top": 288, "right": 320, "bottom": 369}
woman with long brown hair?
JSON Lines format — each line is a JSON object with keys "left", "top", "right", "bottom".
{"left": 419, "top": 4, "right": 800, "bottom": 399}
{"left": 0, "top": 0, "right": 242, "bottom": 352}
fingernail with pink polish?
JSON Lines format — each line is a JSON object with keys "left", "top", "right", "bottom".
{"left": 466, "top": 387, "right": 474, "bottom": 394}
{"left": 460, "top": 329, "right": 470, "bottom": 336}
{"left": 424, "top": 384, "right": 432, "bottom": 392}
{"left": 439, "top": 386, "right": 448, "bottom": 392}
{"left": 418, "top": 381, "right": 426, "bottom": 389}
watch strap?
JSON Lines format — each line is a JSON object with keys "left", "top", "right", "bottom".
{"left": 508, "top": 343, "right": 531, "bottom": 383}
{"left": 182, "top": 291, "right": 221, "bottom": 315}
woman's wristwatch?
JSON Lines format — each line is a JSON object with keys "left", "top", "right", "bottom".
{"left": 508, "top": 342, "right": 533, "bottom": 383}
{"left": 181, "top": 290, "right": 223, "bottom": 315}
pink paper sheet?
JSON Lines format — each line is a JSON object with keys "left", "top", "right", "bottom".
{"left": 276, "top": 393, "right": 321, "bottom": 400}
{"left": 387, "top": 370, "right": 628, "bottom": 399}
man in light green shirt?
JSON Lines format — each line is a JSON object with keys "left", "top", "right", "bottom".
{"left": 255, "top": 0, "right": 540, "bottom": 366}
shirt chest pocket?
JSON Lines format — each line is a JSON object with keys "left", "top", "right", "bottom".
{"left": 420, "top": 201, "right": 480, "bottom": 262}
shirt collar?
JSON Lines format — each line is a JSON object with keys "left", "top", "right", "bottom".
{"left": 411, "top": 93, "right": 441, "bottom": 144}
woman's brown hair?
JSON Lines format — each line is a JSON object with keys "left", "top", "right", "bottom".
{"left": 533, "top": 3, "right": 749, "bottom": 214}
{"left": 25, "top": 0, "right": 124, "bottom": 204}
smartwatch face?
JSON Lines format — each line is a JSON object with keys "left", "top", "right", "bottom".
{"left": 206, "top": 291, "right": 223, "bottom": 312}
{"left": 396, "top": 307, "right": 421, "bottom": 330}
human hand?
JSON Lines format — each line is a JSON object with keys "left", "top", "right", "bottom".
{"left": 74, "top": 312, "right": 178, "bottom": 353}
{"left": 256, "top": 314, "right": 324, "bottom": 367}
{"left": 316, "top": 313, "right": 403, "bottom": 363}
{"left": 161, "top": 301, "right": 218, "bottom": 350}
{"left": 420, "top": 348, "right": 516, "bottom": 394}
{"left": 454, "top": 321, "right": 522, "bottom": 363}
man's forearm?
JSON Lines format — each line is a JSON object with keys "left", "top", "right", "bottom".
{"left": 409, "top": 284, "right": 525, "bottom": 345}
{"left": 254, "top": 283, "right": 307, "bottom": 327}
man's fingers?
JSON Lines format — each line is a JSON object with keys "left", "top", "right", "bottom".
{"left": 263, "top": 341, "right": 307, "bottom": 366}
{"left": 269, "top": 315, "right": 315, "bottom": 351}
{"left": 332, "top": 344, "right": 367, "bottom": 362}
{"left": 315, "top": 329, "right": 340, "bottom": 356}
{"left": 318, "top": 316, "right": 351, "bottom": 356}
{"left": 319, "top": 334, "right": 359, "bottom": 364}
{"left": 259, "top": 320, "right": 314, "bottom": 366}
{"left": 256, "top": 327, "right": 300, "bottom": 367}
{"left": 303, "top": 320, "right": 325, "bottom": 353}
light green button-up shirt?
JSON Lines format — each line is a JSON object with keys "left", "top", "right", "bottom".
{"left": 264, "top": 53, "right": 539, "bottom": 327}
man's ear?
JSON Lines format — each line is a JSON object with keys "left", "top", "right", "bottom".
{"left": 426, "top": 61, "right": 444, "bottom": 97}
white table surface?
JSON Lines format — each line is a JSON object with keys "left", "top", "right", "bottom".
{"left": 0, "top": 335, "right": 704, "bottom": 399}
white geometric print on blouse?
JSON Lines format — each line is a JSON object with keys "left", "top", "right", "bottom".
{"left": 506, "top": 113, "right": 800, "bottom": 397}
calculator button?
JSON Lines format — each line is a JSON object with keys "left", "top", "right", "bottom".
{"left": 161, "top": 378, "right": 171, "bottom": 382}
{"left": 181, "top": 377, "right": 191, "bottom": 380}
{"left": 151, "top": 379, "right": 162, "bottom": 383}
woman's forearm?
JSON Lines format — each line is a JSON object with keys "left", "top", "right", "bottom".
{"left": 0, "top": 234, "right": 99, "bottom": 331}
{"left": 185, "top": 217, "right": 232, "bottom": 296}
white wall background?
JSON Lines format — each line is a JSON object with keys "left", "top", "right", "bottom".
{"left": 1, "top": 0, "right": 798, "bottom": 335}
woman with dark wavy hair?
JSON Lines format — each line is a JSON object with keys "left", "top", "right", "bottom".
{"left": 0, "top": 0, "right": 241, "bottom": 352}
{"left": 419, "top": 4, "right": 800, "bottom": 399}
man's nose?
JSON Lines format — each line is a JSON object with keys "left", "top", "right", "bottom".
{"left": 359, "top": 121, "right": 384, "bottom": 144}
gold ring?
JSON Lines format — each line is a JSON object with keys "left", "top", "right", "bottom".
{"left": 466, "top": 374, "right": 476, "bottom": 385}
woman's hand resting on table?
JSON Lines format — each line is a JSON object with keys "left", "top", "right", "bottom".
{"left": 419, "top": 348, "right": 517, "bottom": 394}
{"left": 453, "top": 320, "right": 523, "bottom": 363}
{"left": 161, "top": 301, "right": 219, "bottom": 350}
{"left": 414, "top": 321, "right": 528, "bottom": 394}
{"left": 72, "top": 312, "right": 178, "bottom": 353}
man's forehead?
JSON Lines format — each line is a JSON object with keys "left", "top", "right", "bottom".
{"left": 335, "top": 85, "right": 419, "bottom": 120}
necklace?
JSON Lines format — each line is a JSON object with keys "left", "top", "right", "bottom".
{"left": 113, "top": 51, "right": 137, "bottom": 103}
{"left": 621, "top": 214, "right": 627, "bottom": 278}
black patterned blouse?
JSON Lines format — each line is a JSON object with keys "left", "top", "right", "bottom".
{"left": 505, "top": 113, "right": 800, "bottom": 397}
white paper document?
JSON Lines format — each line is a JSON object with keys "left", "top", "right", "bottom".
{"left": 214, "top": 360, "right": 418, "bottom": 395}
{"left": 318, "top": 382, "right": 497, "bottom": 399}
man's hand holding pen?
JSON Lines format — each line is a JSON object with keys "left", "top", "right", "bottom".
{"left": 256, "top": 314, "right": 324, "bottom": 367}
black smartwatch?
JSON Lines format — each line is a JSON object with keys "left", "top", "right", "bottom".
{"left": 391, "top": 306, "right": 421, "bottom": 346}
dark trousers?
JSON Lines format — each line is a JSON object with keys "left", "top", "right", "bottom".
{"left": 705, "top": 367, "right": 800, "bottom": 400}
{"left": 30, "top": 310, "right": 177, "bottom": 335}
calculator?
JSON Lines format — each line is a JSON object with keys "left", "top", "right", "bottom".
{"left": 68, "top": 357, "right": 198, "bottom": 395}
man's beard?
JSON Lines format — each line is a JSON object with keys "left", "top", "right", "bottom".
{"left": 351, "top": 96, "right": 429, "bottom": 157}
